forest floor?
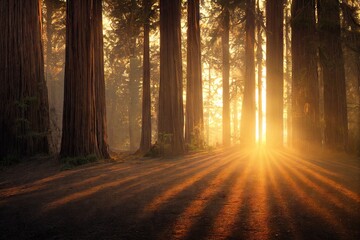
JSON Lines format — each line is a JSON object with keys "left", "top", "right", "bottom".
{"left": 0, "top": 146, "right": 359, "bottom": 240}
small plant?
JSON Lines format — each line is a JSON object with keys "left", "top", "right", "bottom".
{"left": 60, "top": 154, "right": 97, "bottom": 170}
{"left": 144, "top": 133, "right": 173, "bottom": 157}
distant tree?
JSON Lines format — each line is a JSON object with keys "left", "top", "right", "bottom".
{"left": 44, "top": 0, "right": 66, "bottom": 152}
{"left": 139, "top": 0, "right": 152, "bottom": 154}
{"left": 318, "top": 0, "right": 348, "bottom": 150}
{"left": 266, "top": 0, "right": 284, "bottom": 147}
{"left": 185, "top": 0, "right": 204, "bottom": 149}
{"left": 158, "top": 0, "right": 185, "bottom": 155}
{"left": 240, "top": 0, "right": 256, "bottom": 145}
{"left": 222, "top": 5, "right": 231, "bottom": 147}
{"left": 291, "top": 0, "right": 320, "bottom": 147}
{"left": 0, "top": 0, "right": 49, "bottom": 159}
{"left": 61, "top": 0, "right": 109, "bottom": 158}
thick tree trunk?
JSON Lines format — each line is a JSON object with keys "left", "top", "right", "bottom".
{"left": 139, "top": 0, "right": 152, "bottom": 154}
{"left": 0, "top": 0, "right": 50, "bottom": 159}
{"left": 158, "top": 0, "right": 185, "bottom": 155}
{"left": 61, "top": 0, "right": 109, "bottom": 159}
{"left": 291, "top": 0, "right": 320, "bottom": 148}
{"left": 222, "top": 7, "right": 231, "bottom": 147}
{"left": 318, "top": 0, "right": 348, "bottom": 150}
{"left": 185, "top": 0, "right": 204, "bottom": 149}
{"left": 266, "top": 0, "right": 284, "bottom": 147}
{"left": 240, "top": 0, "right": 256, "bottom": 145}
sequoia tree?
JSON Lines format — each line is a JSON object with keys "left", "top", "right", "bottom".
{"left": 158, "top": 0, "right": 185, "bottom": 155}
{"left": 291, "top": 0, "right": 320, "bottom": 147}
{"left": 139, "top": 0, "right": 152, "bottom": 154}
{"left": 318, "top": 0, "right": 348, "bottom": 150}
{"left": 222, "top": 6, "right": 231, "bottom": 147}
{"left": 60, "top": 0, "right": 109, "bottom": 158}
{"left": 0, "top": 0, "right": 50, "bottom": 159}
{"left": 240, "top": 0, "right": 256, "bottom": 145}
{"left": 185, "top": 0, "right": 204, "bottom": 148}
{"left": 266, "top": 0, "right": 284, "bottom": 147}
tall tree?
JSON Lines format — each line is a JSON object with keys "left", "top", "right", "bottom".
{"left": 61, "top": 0, "right": 110, "bottom": 158}
{"left": 266, "top": 0, "right": 284, "bottom": 147}
{"left": 139, "top": 0, "right": 152, "bottom": 154}
{"left": 128, "top": 0, "right": 142, "bottom": 152}
{"left": 0, "top": 0, "right": 49, "bottom": 159}
{"left": 222, "top": 6, "right": 231, "bottom": 147}
{"left": 318, "top": 0, "right": 348, "bottom": 150}
{"left": 185, "top": 0, "right": 204, "bottom": 148}
{"left": 240, "top": 0, "right": 256, "bottom": 145}
{"left": 256, "top": 0, "right": 264, "bottom": 144}
{"left": 158, "top": 0, "right": 185, "bottom": 155}
{"left": 291, "top": 0, "right": 320, "bottom": 147}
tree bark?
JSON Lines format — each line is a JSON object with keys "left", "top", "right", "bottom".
{"left": 0, "top": 0, "right": 50, "bottom": 159}
{"left": 185, "top": 0, "right": 204, "bottom": 149}
{"left": 158, "top": 0, "right": 185, "bottom": 155}
{"left": 318, "top": 0, "right": 348, "bottom": 150}
{"left": 266, "top": 0, "right": 284, "bottom": 147}
{"left": 291, "top": 0, "right": 320, "bottom": 148}
{"left": 61, "top": 0, "right": 109, "bottom": 158}
{"left": 139, "top": 0, "right": 152, "bottom": 154}
{"left": 240, "top": 0, "right": 256, "bottom": 145}
{"left": 222, "top": 7, "right": 231, "bottom": 147}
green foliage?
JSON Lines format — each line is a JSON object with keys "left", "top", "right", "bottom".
{"left": 144, "top": 133, "right": 173, "bottom": 157}
{"left": 60, "top": 154, "right": 97, "bottom": 170}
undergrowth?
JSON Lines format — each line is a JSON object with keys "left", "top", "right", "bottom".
{"left": 60, "top": 154, "right": 97, "bottom": 170}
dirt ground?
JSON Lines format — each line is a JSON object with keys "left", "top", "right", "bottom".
{"left": 0, "top": 147, "right": 359, "bottom": 240}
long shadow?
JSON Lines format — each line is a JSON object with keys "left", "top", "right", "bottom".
{"left": 270, "top": 150, "right": 355, "bottom": 240}
{"left": 42, "top": 150, "right": 240, "bottom": 211}
{"left": 111, "top": 151, "right": 247, "bottom": 240}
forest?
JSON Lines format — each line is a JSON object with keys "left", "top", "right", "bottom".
{"left": 0, "top": 0, "right": 360, "bottom": 239}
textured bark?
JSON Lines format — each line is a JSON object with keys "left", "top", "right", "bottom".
{"left": 185, "top": 0, "right": 204, "bottom": 148}
{"left": 61, "top": 0, "right": 109, "bottom": 158}
{"left": 266, "top": 0, "right": 284, "bottom": 147}
{"left": 240, "top": 0, "right": 256, "bottom": 145}
{"left": 222, "top": 7, "right": 231, "bottom": 147}
{"left": 291, "top": 0, "right": 320, "bottom": 147}
{"left": 158, "top": 0, "right": 185, "bottom": 155}
{"left": 0, "top": 0, "right": 50, "bottom": 158}
{"left": 139, "top": 0, "right": 152, "bottom": 154}
{"left": 318, "top": 0, "right": 348, "bottom": 150}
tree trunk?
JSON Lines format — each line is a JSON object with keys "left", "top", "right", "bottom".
{"left": 128, "top": 45, "right": 141, "bottom": 152}
{"left": 185, "top": 0, "right": 204, "bottom": 149}
{"left": 0, "top": 0, "right": 50, "bottom": 159}
{"left": 256, "top": 2, "right": 263, "bottom": 144}
{"left": 291, "top": 0, "right": 320, "bottom": 148}
{"left": 222, "top": 7, "right": 231, "bottom": 147}
{"left": 139, "top": 0, "right": 152, "bottom": 154}
{"left": 240, "top": 0, "right": 256, "bottom": 145}
{"left": 318, "top": 0, "right": 348, "bottom": 150}
{"left": 158, "top": 0, "right": 185, "bottom": 155}
{"left": 266, "top": 0, "right": 284, "bottom": 147}
{"left": 61, "top": 0, "right": 109, "bottom": 158}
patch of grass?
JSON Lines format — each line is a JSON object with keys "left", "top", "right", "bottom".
{"left": 60, "top": 154, "right": 97, "bottom": 170}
